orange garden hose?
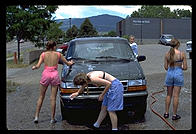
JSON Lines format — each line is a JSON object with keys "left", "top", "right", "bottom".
{"left": 150, "top": 87, "right": 176, "bottom": 130}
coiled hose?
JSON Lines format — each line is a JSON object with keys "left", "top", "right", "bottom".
{"left": 150, "top": 87, "right": 176, "bottom": 130}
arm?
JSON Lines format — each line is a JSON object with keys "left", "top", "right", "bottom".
{"left": 99, "top": 82, "right": 111, "bottom": 101}
{"left": 182, "top": 52, "right": 187, "bottom": 70}
{"left": 70, "top": 84, "right": 86, "bottom": 99}
{"left": 164, "top": 53, "right": 169, "bottom": 70}
{"left": 32, "top": 53, "right": 43, "bottom": 70}
{"left": 60, "top": 54, "right": 74, "bottom": 66}
{"left": 91, "top": 78, "right": 111, "bottom": 101}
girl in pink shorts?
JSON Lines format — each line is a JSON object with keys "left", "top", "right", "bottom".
{"left": 32, "top": 41, "right": 74, "bottom": 124}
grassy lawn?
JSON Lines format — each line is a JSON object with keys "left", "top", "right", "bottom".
{"left": 6, "top": 59, "right": 29, "bottom": 68}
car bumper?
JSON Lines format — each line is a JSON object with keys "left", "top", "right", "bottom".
{"left": 186, "top": 49, "right": 192, "bottom": 53}
{"left": 60, "top": 91, "right": 148, "bottom": 110}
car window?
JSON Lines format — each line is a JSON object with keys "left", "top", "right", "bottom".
{"left": 165, "top": 35, "right": 173, "bottom": 39}
{"left": 72, "top": 41, "right": 134, "bottom": 60}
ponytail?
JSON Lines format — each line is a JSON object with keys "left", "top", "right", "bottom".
{"left": 168, "top": 47, "right": 175, "bottom": 67}
{"left": 167, "top": 38, "right": 180, "bottom": 67}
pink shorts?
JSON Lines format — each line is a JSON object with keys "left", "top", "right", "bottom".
{"left": 40, "top": 66, "right": 60, "bottom": 87}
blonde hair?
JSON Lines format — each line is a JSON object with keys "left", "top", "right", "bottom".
{"left": 168, "top": 38, "right": 180, "bottom": 67}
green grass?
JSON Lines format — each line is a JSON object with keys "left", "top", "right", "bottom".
{"left": 6, "top": 59, "right": 29, "bottom": 68}
{"left": 6, "top": 80, "right": 20, "bottom": 93}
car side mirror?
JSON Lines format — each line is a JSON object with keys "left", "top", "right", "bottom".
{"left": 137, "top": 55, "right": 146, "bottom": 62}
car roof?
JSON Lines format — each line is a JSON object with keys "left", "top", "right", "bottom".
{"left": 70, "top": 36, "right": 127, "bottom": 42}
{"left": 161, "top": 34, "right": 173, "bottom": 36}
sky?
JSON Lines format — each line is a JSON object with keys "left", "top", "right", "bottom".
{"left": 52, "top": 5, "right": 192, "bottom": 20}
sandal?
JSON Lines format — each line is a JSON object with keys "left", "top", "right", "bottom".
{"left": 163, "top": 113, "right": 169, "bottom": 118}
{"left": 172, "top": 114, "right": 181, "bottom": 120}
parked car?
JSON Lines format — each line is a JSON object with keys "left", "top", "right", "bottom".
{"left": 186, "top": 40, "right": 192, "bottom": 59}
{"left": 159, "top": 34, "right": 174, "bottom": 46}
{"left": 59, "top": 37, "right": 147, "bottom": 124}
{"left": 56, "top": 42, "right": 68, "bottom": 55}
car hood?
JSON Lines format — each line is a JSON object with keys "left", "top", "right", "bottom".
{"left": 62, "top": 60, "right": 145, "bottom": 82}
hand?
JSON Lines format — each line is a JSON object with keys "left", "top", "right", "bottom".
{"left": 32, "top": 66, "right": 36, "bottom": 70}
{"left": 98, "top": 94, "right": 104, "bottom": 101}
{"left": 69, "top": 92, "right": 79, "bottom": 100}
{"left": 69, "top": 60, "right": 75, "bottom": 66}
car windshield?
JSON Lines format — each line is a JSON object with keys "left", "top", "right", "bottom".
{"left": 165, "top": 35, "right": 173, "bottom": 39}
{"left": 72, "top": 40, "right": 134, "bottom": 61}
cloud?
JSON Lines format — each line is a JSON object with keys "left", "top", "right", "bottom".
{"left": 95, "top": 5, "right": 141, "bottom": 15}
{"left": 54, "top": 5, "right": 87, "bottom": 19}
{"left": 164, "top": 5, "right": 192, "bottom": 11}
{"left": 53, "top": 5, "right": 192, "bottom": 20}
{"left": 53, "top": 5, "right": 141, "bottom": 19}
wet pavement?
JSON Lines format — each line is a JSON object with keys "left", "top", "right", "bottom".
{"left": 6, "top": 43, "right": 192, "bottom": 130}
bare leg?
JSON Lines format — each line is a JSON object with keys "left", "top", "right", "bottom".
{"left": 35, "top": 84, "right": 48, "bottom": 118}
{"left": 172, "top": 86, "right": 181, "bottom": 115}
{"left": 165, "top": 86, "right": 173, "bottom": 114}
{"left": 108, "top": 111, "right": 118, "bottom": 130}
{"left": 50, "top": 85, "right": 58, "bottom": 120}
{"left": 94, "top": 105, "right": 107, "bottom": 127}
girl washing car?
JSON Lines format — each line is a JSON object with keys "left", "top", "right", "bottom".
{"left": 32, "top": 41, "right": 74, "bottom": 123}
{"left": 70, "top": 71, "right": 124, "bottom": 130}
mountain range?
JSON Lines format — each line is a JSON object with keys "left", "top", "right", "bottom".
{"left": 55, "top": 14, "right": 123, "bottom": 33}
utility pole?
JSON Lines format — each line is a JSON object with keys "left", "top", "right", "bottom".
{"left": 69, "top": 18, "right": 71, "bottom": 28}
{"left": 140, "top": 18, "right": 143, "bottom": 45}
{"left": 140, "top": 12, "right": 143, "bottom": 45}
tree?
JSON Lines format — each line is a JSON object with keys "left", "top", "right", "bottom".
{"left": 65, "top": 25, "right": 79, "bottom": 42}
{"left": 103, "top": 30, "right": 117, "bottom": 37}
{"left": 173, "top": 9, "right": 192, "bottom": 18}
{"left": 6, "top": 5, "right": 58, "bottom": 61}
{"left": 78, "top": 18, "right": 98, "bottom": 37}
{"left": 47, "top": 22, "right": 65, "bottom": 43}
{"left": 131, "top": 5, "right": 192, "bottom": 18}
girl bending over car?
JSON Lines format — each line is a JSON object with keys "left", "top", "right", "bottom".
{"left": 70, "top": 71, "right": 124, "bottom": 130}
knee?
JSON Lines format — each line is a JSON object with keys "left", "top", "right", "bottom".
{"left": 50, "top": 96, "right": 56, "bottom": 102}
{"left": 38, "top": 95, "right": 45, "bottom": 101}
{"left": 173, "top": 95, "right": 179, "bottom": 101}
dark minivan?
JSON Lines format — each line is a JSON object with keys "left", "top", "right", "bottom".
{"left": 59, "top": 37, "right": 147, "bottom": 123}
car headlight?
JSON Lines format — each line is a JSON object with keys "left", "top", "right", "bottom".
{"left": 60, "top": 81, "right": 78, "bottom": 88}
{"left": 128, "top": 79, "right": 146, "bottom": 86}
{"left": 60, "top": 81, "right": 80, "bottom": 94}
{"left": 127, "top": 79, "right": 147, "bottom": 92}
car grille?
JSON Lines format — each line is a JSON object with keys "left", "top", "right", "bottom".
{"left": 82, "top": 80, "right": 128, "bottom": 95}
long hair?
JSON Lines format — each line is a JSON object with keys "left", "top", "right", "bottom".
{"left": 168, "top": 38, "right": 180, "bottom": 67}
{"left": 73, "top": 73, "right": 90, "bottom": 86}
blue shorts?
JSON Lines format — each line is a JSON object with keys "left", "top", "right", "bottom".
{"left": 165, "top": 66, "right": 184, "bottom": 87}
{"left": 102, "top": 79, "right": 124, "bottom": 111}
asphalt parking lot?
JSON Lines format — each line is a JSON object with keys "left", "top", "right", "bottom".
{"left": 6, "top": 43, "right": 192, "bottom": 130}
